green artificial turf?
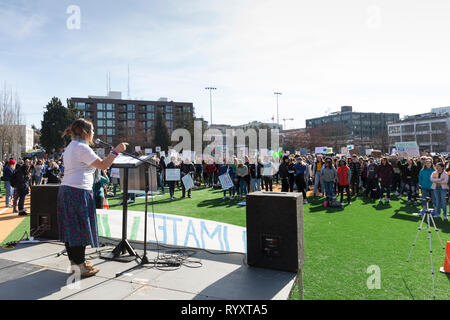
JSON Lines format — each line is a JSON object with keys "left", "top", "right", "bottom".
{"left": 2, "top": 185, "right": 450, "bottom": 300}
{"left": 1, "top": 216, "right": 30, "bottom": 246}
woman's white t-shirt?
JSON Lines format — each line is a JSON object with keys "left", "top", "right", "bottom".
{"left": 61, "top": 140, "right": 100, "bottom": 190}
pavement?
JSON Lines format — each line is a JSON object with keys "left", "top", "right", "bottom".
{"left": 0, "top": 239, "right": 297, "bottom": 300}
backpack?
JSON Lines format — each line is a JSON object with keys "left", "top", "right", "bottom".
{"left": 10, "top": 170, "right": 19, "bottom": 188}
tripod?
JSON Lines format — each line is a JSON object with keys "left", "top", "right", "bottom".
{"left": 404, "top": 197, "right": 450, "bottom": 299}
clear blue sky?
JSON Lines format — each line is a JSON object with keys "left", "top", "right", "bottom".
{"left": 2, "top": 0, "right": 450, "bottom": 130}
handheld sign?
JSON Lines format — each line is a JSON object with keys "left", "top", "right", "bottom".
{"left": 165, "top": 169, "right": 180, "bottom": 181}
{"left": 219, "top": 173, "right": 234, "bottom": 190}
{"left": 182, "top": 174, "right": 194, "bottom": 191}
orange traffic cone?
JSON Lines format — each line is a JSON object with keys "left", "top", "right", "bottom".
{"left": 103, "top": 198, "right": 110, "bottom": 210}
{"left": 440, "top": 241, "right": 450, "bottom": 274}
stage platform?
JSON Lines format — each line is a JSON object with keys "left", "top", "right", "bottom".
{"left": 0, "top": 240, "right": 297, "bottom": 300}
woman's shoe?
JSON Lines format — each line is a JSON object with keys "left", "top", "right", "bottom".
{"left": 18, "top": 211, "right": 28, "bottom": 216}
{"left": 72, "top": 262, "right": 99, "bottom": 278}
{"left": 71, "top": 260, "right": 94, "bottom": 272}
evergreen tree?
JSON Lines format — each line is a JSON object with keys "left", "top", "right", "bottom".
{"left": 175, "top": 107, "right": 195, "bottom": 149}
{"left": 40, "top": 97, "right": 77, "bottom": 154}
{"left": 152, "top": 108, "right": 171, "bottom": 151}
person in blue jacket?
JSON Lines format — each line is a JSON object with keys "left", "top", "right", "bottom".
{"left": 93, "top": 169, "right": 110, "bottom": 209}
{"left": 219, "top": 160, "right": 235, "bottom": 200}
{"left": 418, "top": 158, "right": 435, "bottom": 215}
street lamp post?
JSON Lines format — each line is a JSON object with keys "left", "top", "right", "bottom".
{"left": 274, "top": 92, "right": 282, "bottom": 126}
{"left": 205, "top": 87, "right": 217, "bottom": 127}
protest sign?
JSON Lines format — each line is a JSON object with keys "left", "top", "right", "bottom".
{"left": 182, "top": 174, "right": 194, "bottom": 191}
{"left": 218, "top": 174, "right": 234, "bottom": 190}
{"left": 165, "top": 169, "right": 180, "bottom": 181}
{"left": 395, "top": 142, "right": 420, "bottom": 158}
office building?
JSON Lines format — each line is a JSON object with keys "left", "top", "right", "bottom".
{"left": 69, "top": 92, "right": 194, "bottom": 146}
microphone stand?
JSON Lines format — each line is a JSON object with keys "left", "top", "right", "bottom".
{"left": 96, "top": 141, "right": 178, "bottom": 275}
{"left": 111, "top": 149, "right": 168, "bottom": 277}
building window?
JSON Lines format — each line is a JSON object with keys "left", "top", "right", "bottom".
{"left": 402, "top": 125, "right": 414, "bottom": 133}
{"left": 403, "top": 135, "right": 416, "bottom": 142}
{"left": 128, "top": 128, "right": 135, "bottom": 136}
{"left": 431, "top": 122, "right": 446, "bottom": 132}
{"left": 106, "top": 128, "right": 115, "bottom": 136}
{"left": 106, "top": 104, "right": 115, "bottom": 111}
{"left": 75, "top": 102, "right": 85, "bottom": 110}
{"left": 127, "top": 104, "right": 135, "bottom": 112}
{"left": 416, "top": 123, "right": 430, "bottom": 132}
{"left": 416, "top": 134, "right": 430, "bottom": 143}
{"left": 97, "top": 112, "right": 105, "bottom": 119}
{"left": 97, "top": 128, "right": 105, "bottom": 136}
{"left": 127, "top": 113, "right": 135, "bottom": 120}
{"left": 106, "top": 112, "right": 115, "bottom": 119}
{"left": 165, "top": 106, "right": 173, "bottom": 113}
{"left": 389, "top": 126, "right": 401, "bottom": 134}
{"left": 84, "top": 111, "right": 92, "bottom": 119}
{"left": 106, "top": 120, "right": 115, "bottom": 127}
{"left": 389, "top": 136, "right": 401, "bottom": 144}
{"left": 146, "top": 113, "right": 155, "bottom": 120}
{"left": 97, "top": 103, "right": 106, "bottom": 111}
{"left": 166, "top": 113, "right": 173, "bottom": 121}
{"left": 106, "top": 136, "right": 113, "bottom": 143}
{"left": 146, "top": 105, "right": 155, "bottom": 112}
{"left": 97, "top": 120, "right": 106, "bottom": 127}
{"left": 127, "top": 120, "right": 135, "bottom": 127}
{"left": 146, "top": 120, "right": 153, "bottom": 128}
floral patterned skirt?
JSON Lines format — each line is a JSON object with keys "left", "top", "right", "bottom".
{"left": 57, "top": 185, "right": 99, "bottom": 248}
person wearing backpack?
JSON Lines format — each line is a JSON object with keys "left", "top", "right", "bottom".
{"left": 13, "top": 163, "right": 32, "bottom": 216}
{"left": 365, "top": 158, "right": 378, "bottom": 198}
{"left": 2, "top": 159, "right": 16, "bottom": 208}
{"left": 377, "top": 157, "right": 394, "bottom": 205}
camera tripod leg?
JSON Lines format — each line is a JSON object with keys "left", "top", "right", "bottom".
{"left": 426, "top": 214, "right": 436, "bottom": 299}
{"left": 406, "top": 213, "right": 427, "bottom": 264}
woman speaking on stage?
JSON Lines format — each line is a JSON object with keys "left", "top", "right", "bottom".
{"left": 58, "top": 119, "right": 128, "bottom": 278}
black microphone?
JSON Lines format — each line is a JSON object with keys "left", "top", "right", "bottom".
{"left": 95, "top": 138, "right": 114, "bottom": 149}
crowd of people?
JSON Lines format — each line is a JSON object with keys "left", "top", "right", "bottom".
{"left": 2, "top": 149, "right": 449, "bottom": 222}
{"left": 0, "top": 158, "right": 65, "bottom": 215}
{"left": 152, "top": 152, "right": 449, "bottom": 221}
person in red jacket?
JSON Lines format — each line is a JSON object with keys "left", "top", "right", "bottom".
{"left": 337, "top": 159, "right": 352, "bottom": 205}
{"left": 205, "top": 160, "right": 216, "bottom": 187}
{"left": 376, "top": 157, "right": 394, "bottom": 204}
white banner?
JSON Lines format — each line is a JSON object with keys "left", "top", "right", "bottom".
{"left": 97, "top": 210, "right": 247, "bottom": 253}
{"left": 165, "top": 169, "right": 180, "bottom": 181}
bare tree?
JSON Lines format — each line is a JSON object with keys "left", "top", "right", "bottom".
{"left": 0, "top": 82, "right": 26, "bottom": 160}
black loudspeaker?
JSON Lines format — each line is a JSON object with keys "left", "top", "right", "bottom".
{"left": 30, "top": 184, "right": 60, "bottom": 239}
{"left": 246, "top": 192, "right": 304, "bottom": 273}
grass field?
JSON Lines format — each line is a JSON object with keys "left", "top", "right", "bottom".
{"left": 2, "top": 185, "right": 450, "bottom": 300}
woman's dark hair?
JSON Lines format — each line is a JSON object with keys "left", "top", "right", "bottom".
{"left": 62, "top": 118, "right": 94, "bottom": 144}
